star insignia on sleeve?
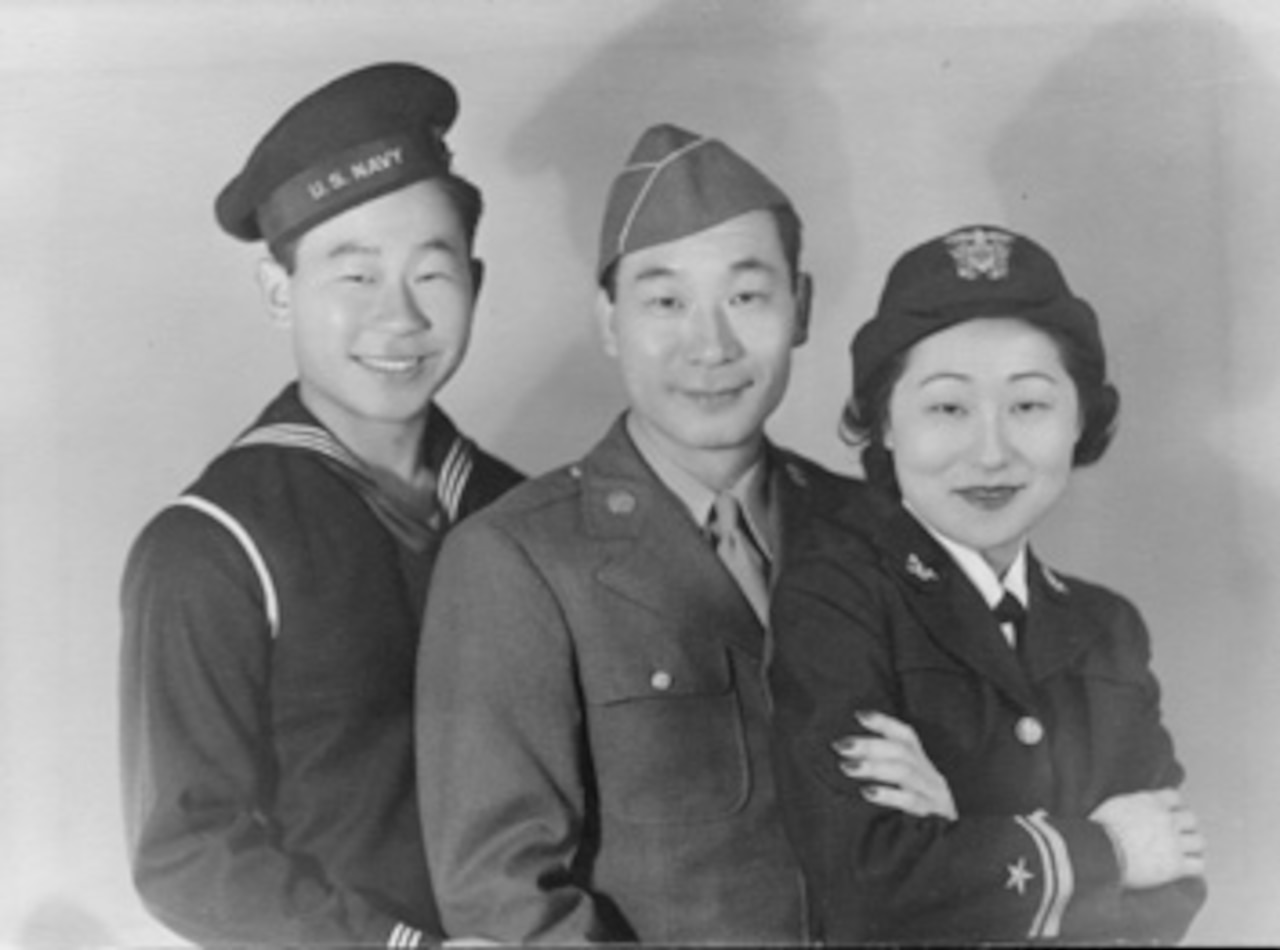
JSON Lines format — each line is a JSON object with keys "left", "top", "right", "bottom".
{"left": 1005, "top": 856, "right": 1035, "bottom": 896}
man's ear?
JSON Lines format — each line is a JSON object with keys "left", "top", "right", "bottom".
{"left": 792, "top": 271, "right": 813, "bottom": 346}
{"left": 470, "top": 257, "right": 486, "bottom": 299}
{"left": 256, "top": 257, "right": 293, "bottom": 329}
{"left": 594, "top": 288, "right": 620, "bottom": 358}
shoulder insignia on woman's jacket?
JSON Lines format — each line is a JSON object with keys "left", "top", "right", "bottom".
{"left": 1041, "top": 564, "right": 1070, "bottom": 595}
{"left": 905, "top": 552, "right": 940, "bottom": 584}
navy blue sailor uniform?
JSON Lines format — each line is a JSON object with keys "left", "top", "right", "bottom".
{"left": 768, "top": 488, "right": 1207, "bottom": 944}
{"left": 120, "top": 382, "right": 521, "bottom": 948}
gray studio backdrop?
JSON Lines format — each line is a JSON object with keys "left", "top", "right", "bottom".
{"left": 2, "top": 0, "right": 1278, "bottom": 944}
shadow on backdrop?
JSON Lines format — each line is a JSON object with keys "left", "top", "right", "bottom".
{"left": 988, "top": 5, "right": 1280, "bottom": 942}
{"left": 14, "top": 897, "right": 114, "bottom": 950}
{"left": 493, "top": 0, "right": 855, "bottom": 464}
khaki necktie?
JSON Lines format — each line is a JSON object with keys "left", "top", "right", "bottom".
{"left": 709, "top": 492, "right": 771, "bottom": 626}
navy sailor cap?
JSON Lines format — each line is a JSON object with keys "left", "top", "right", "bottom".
{"left": 215, "top": 62, "right": 459, "bottom": 249}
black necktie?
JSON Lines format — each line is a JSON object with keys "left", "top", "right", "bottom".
{"left": 993, "top": 591, "right": 1026, "bottom": 653}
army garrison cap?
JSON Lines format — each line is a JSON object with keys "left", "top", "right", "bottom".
{"left": 215, "top": 63, "right": 459, "bottom": 249}
{"left": 597, "top": 123, "right": 793, "bottom": 279}
{"left": 846, "top": 225, "right": 1105, "bottom": 424}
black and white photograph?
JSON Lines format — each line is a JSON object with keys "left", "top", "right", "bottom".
{"left": 2, "top": 0, "right": 1278, "bottom": 945}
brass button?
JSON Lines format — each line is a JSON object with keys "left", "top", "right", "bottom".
{"left": 1015, "top": 716, "right": 1045, "bottom": 746}
{"left": 650, "top": 670, "right": 672, "bottom": 691}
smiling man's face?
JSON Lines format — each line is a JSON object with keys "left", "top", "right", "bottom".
{"left": 597, "top": 209, "right": 809, "bottom": 489}
{"left": 258, "top": 178, "right": 480, "bottom": 450}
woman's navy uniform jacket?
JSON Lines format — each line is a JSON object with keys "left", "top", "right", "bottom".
{"left": 769, "top": 487, "right": 1206, "bottom": 945}
{"left": 120, "top": 383, "right": 521, "bottom": 948}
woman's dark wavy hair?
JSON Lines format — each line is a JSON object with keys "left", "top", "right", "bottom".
{"left": 840, "top": 317, "right": 1121, "bottom": 494}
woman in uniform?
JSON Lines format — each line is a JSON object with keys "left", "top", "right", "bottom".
{"left": 768, "top": 225, "right": 1207, "bottom": 944}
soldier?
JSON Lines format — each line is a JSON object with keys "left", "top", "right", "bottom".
{"left": 414, "top": 123, "right": 952, "bottom": 944}
{"left": 119, "top": 63, "right": 521, "bottom": 948}
{"left": 769, "top": 225, "right": 1207, "bottom": 943}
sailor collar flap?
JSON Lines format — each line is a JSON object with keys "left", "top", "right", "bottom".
{"left": 229, "top": 384, "right": 474, "bottom": 550}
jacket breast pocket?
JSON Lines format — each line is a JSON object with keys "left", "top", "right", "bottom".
{"left": 1061, "top": 647, "right": 1172, "bottom": 787}
{"left": 581, "top": 633, "right": 750, "bottom": 824}
{"left": 893, "top": 643, "right": 996, "bottom": 767}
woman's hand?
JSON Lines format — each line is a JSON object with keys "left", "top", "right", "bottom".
{"left": 1089, "top": 788, "right": 1207, "bottom": 889}
{"left": 831, "top": 710, "right": 957, "bottom": 820}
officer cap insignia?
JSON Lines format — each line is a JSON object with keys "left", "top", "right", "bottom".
{"left": 944, "top": 227, "right": 1015, "bottom": 280}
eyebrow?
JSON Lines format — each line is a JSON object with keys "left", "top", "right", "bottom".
{"left": 918, "top": 371, "right": 970, "bottom": 387}
{"left": 631, "top": 264, "right": 678, "bottom": 284}
{"left": 326, "top": 241, "right": 378, "bottom": 261}
{"left": 729, "top": 256, "right": 782, "bottom": 278}
{"left": 917, "top": 369, "right": 1062, "bottom": 387}
{"left": 630, "top": 256, "right": 781, "bottom": 285}
{"left": 325, "top": 238, "right": 462, "bottom": 261}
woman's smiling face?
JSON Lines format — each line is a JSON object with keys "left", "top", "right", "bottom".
{"left": 885, "top": 317, "right": 1082, "bottom": 574}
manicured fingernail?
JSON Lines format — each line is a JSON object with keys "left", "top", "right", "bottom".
{"left": 860, "top": 785, "right": 882, "bottom": 801}
{"left": 832, "top": 736, "right": 858, "bottom": 755}
{"left": 837, "top": 756, "right": 865, "bottom": 775}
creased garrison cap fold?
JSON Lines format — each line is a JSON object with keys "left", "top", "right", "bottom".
{"left": 596, "top": 123, "right": 793, "bottom": 279}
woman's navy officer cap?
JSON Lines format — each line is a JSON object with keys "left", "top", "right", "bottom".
{"left": 848, "top": 225, "right": 1106, "bottom": 416}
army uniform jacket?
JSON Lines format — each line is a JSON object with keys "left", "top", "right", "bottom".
{"left": 120, "top": 383, "right": 521, "bottom": 948}
{"left": 415, "top": 418, "right": 855, "bottom": 945}
{"left": 768, "top": 488, "right": 1206, "bottom": 945}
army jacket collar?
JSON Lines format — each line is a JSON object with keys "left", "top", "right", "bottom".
{"left": 625, "top": 412, "right": 777, "bottom": 563}
{"left": 575, "top": 417, "right": 817, "bottom": 660}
